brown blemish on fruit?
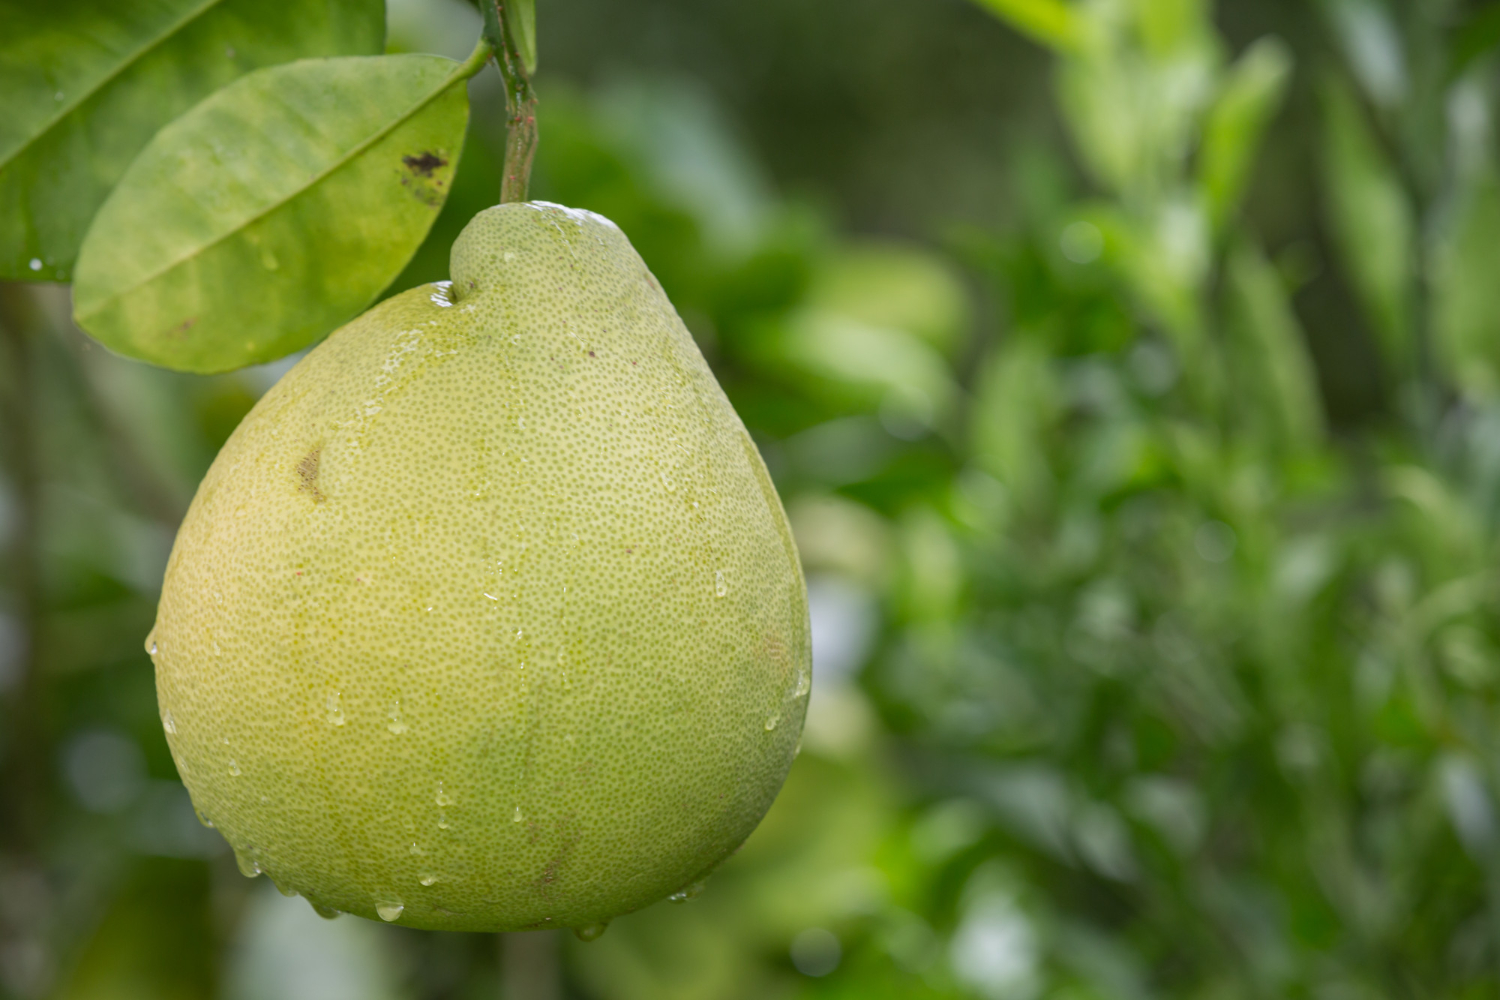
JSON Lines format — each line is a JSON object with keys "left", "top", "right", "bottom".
{"left": 296, "top": 447, "right": 325, "bottom": 502}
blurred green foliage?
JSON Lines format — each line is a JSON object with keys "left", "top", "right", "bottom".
{"left": 10, "top": 0, "right": 1500, "bottom": 998}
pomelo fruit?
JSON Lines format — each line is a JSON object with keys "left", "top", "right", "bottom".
{"left": 149, "top": 201, "right": 810, "bottom": 933}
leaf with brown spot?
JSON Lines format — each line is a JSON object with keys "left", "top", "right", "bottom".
{"left": 72, "top": 54, "right": 471, "bottom": 373}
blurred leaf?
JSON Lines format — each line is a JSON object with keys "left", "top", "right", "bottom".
{"left": 53, "top": 858, "right": 215, "bottom": 1000}
{"left": 898, "top": 508, "right": 964, "bottom": 624}
{"left": 1197, "top": 36, "right": 1292, "bottom": 232}
{"left": 591, "top": 80, "right": 773, "bottom": 256}
{"left": 1136, "top": 0, "right": 1213, "bottom": 61}
{"left": 778, "top": 310, "right": 957, "bottom": 429}
{"left": 968, "top": 0, "right": 1087, "bottom": 54}
{"left": 805, "top": 243, "right": 971, "bottom": 355}
{"left": 225, "top": 883, "right": 408, "bottom": 1000}
{"left": 1105, "top": 200, "right": 1210, "bottom": 355}
{"left": 0, "top": 0, "right": 385, "bottom": 282}
{"left": 971, "top": 339, "right": 1058, "bottom": 511}
{"left": 1432, "top": 162, "right": 1500, "bottom": 397}
{"left": 1053, "top": 0, "right": 1218, "bottom": 198}
{"left": 72, "top": 53, "right": 470, "bottom": 373}
{"left": 1226, "top": 241, "right": 1325, "bottom": 451}
{"left": 1322, "top": 0, "right": 1407, "bottom": 108}
{"left": 1450, "top": 4, "right": 1500, "bottom": 82}
{"left": 1318, "top": 73, "right": 1413, "bottom": 371}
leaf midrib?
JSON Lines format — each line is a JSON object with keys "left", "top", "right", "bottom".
{"left": 1, "top": 0, "right": 229, "bottom": 169}
{"left": 76, "top": 56, "right": 464, "bottom": 322}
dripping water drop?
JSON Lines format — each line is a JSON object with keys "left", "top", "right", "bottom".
{"left": 575, "top": 922, "right": 609, "bottom": 942}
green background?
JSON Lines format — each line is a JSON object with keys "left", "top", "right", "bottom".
{"left": 6, "top": 0, "right": 1500, "bottom": 997}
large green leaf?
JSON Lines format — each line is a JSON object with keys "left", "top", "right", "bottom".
{"left": 0, "top": 0, "right": 384, "bottom": 283}
{"left": 72, "top": 53, "right": 472, "bottom": 374}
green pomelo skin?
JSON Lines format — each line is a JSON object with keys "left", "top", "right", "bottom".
{"left": 150, "top": 202, "right": 810, "bottom": 932}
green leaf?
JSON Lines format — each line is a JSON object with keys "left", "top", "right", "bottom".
{"left": 1226, "top": 241, "right": 1324, "bottom": 451}
{"left": 1450, "top": 4, "right": 1500, "bottom": 82}
{"left": 1318, "top": 73, "right": 1414, "bottom": 371}
{"left": 971, "top": 339, "right": 1058, "bottom": 511}
{"left": 510, "top": 0, "right": 537, "bottom": 76}
{"left": 0, "top": 0, "right": 384, "bottom": 282}
{"left": 1431, "top": 162, "right": 1500, "bottom": 397}
{"left": 968, "top": 0, "right": 1086, "bottom": 54}
{"left": 72, "top": 54, "right": 470, "bottom": 374}
{"left": 1198, "top": 36, "right": 1291, "bottom": 232}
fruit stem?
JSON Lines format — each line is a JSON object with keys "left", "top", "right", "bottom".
{"left": 481, "top": 1, "right": 539, "bottom": 204}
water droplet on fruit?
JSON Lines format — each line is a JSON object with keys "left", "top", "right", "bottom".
{"left": 764, "top": 714, "right": 780, "bottom": 731}
{"left": 387, "top": 700, "right": 408, "bottom": 733}
{"left": 376, "top": 901, "right": 404, "bottom": 922}
{"left": 228, "top": 759, "right": 241, "bottom": 776}
{"left": 435, "top": 783, "right": 454, "bottom": 806}
{"left": 668, "top": 878, "right": 708, "bottom": 903}
{"left": 409, "top": 842, "right": 423, "bottom": 855}
{"left": 715, "top": 570, "right": 727, "bottom": 598}
{"left": 794, "top": 669, "right": 810, "bottom": 697}
{"left": 575, "top": 922, "right": 609, "bottom": 941}
{"left": 235, "top": 851, "right": 261, "bottom": 878}
{"left": 275, "top": 881, "right": 297, "bottom": 898}
{"left": 420, "top": 874, "right": 439, "bottom": 886}
{"left": 512, "top": 806, "right": 524, "bottom": 823}
{"left": 326, "top": 691, "right": 345, "bottom": 726}
{"left": 162, "top": 711, "right": 176, "bottom": 734}
{"left": 312, "top": 903, "right": 341, "bottom": 919}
